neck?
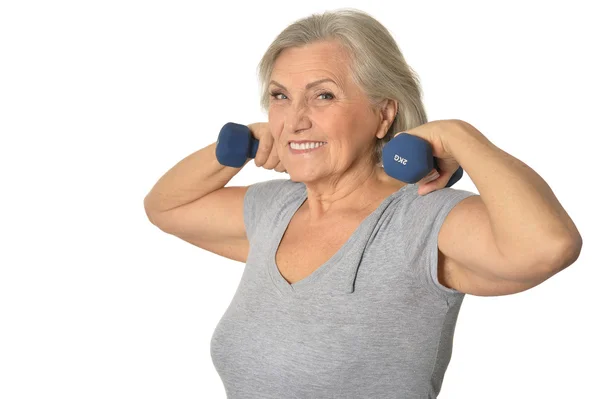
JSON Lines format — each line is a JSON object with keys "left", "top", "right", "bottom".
{"left": 298, "top": 163, "right": 405, "bottom": 223}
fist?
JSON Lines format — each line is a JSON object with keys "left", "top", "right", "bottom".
{"left": 247, "top": 123, "right": 286, "bottom": 173}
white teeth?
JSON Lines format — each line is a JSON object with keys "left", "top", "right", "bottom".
{"left": 290, "top": 142, "right": 326, "bottom": 150}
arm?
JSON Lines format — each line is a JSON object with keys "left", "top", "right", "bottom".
{"left": 436, "top": 120, "right": 582, "bottom": 295}
{"left": 143, "top": 141, "right": 251, "bottom": 214}
{"left": 143, "top": 141, "right": 253, "bottom": 262}
{"left": 143, "top": 122, "right": 283, "bottom": 263}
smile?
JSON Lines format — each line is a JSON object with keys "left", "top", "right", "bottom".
{"left": 289, "top": 142, "right": 327, "bottom": 154}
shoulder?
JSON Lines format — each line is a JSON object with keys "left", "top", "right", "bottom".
{"left": 389, "top": 184, "right": 476, "bottom": 219}
{"left": 379, "top": 185, "right": 478, "bottom": 299}
{"left": 243, "top": 178, "right": 304, "bottom": 242}
{"left": 246, "top": 178, "right": 305, "bottom": 204}
{"left": 244, "top": 178, "right": 305, "bottom": 220}
{"left": 248, "top": 177, "right": 302, "bottom": 191}
{"left": 413, "top": 186, "right": 476, "bottom": 208}
{"left": 379, "top": 184, "right": 477, "bottom": 248}
{"left": 413, "top": 186, "right": 478, "bottom": 244}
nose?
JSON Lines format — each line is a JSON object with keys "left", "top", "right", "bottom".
{"left": 284, "top": 102, "right": 311, "bottom": 133}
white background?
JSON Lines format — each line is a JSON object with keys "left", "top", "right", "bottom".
{"left": 1, "top": 0, "right": 598, "bottom": 398}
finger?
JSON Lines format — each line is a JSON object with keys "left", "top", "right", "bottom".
{"left": 263, "top": 145, "right": 281, "bottom": 170}
{"left": 416, "top": 169, "right": 440, "bottom": 193}
{"left": 254, "top": 130, "right": 274, "bottom": 167}
{"left": 417, "top": 169, "right": 452, "bottom": 195}
{"left": 419, "top": 169, "right": 440, "bottom": 184}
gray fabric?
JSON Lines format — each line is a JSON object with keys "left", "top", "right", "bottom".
{"left": 210, "top": 178, "right": 477, "bottom": 398}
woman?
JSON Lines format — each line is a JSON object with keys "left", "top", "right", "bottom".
{"left": 143, "top": 8, "right": 582, "bottom": 398}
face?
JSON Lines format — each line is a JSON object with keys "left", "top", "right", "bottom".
{"left": 268, "top": 40, "right": 389, "bottom": 183}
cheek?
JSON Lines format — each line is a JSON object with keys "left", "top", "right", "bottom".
{"left": 268, "top": 110, "right": 284, "bottom": 138}
{"left": 268, "top": 107, "right": 282, "bottom": 124}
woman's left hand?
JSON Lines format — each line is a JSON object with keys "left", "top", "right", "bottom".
{"left": 393, "top": 119, "right": 463, "bottom": 196}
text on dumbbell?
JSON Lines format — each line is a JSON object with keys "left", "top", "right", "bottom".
{"left": 393, "top": 154, "right": 408, "bottom": 165}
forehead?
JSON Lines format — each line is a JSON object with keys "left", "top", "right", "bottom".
{"left": 271, "top": 40, "right": 351, "bottom": 86}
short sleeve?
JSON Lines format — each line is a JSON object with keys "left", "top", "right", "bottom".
{"left": 243, "top": 178, "right": 300, "bottom": 243}
{"left": 414, "top": 187, "right": 478, "bottom": 300}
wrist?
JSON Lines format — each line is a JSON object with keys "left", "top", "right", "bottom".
{"left": 444, "top": 120, "right": 492, "bottom": 158}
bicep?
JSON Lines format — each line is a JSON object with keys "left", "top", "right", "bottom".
{"left": 438, "top": 195, "right": 550, "bottom": 296}
{"left": 438, "top": 195, "right": 506, "bottom": 280}
{"left": 146, "top": 186, "right": 250, "bottom": 262}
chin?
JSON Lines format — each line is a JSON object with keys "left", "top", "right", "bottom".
{"left": 287, "top": 170, "right": 322, "bottom": 183}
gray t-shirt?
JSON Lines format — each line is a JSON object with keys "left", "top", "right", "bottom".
{"left": 210, "top": 178, "right": 477, "bottom": 398}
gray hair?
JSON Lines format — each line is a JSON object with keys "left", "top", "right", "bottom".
{"left": 257, "top": 8, "right": 428, "bottom": 166}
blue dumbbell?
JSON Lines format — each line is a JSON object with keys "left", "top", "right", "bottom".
{"left": 216, "top": 122, "right": 463, "bottom": 187}
{"left": 382, "top": 133, "right": 463, "bottom": 186}
{"left": 215, "top": 122, "right": 260, "bottom": 168}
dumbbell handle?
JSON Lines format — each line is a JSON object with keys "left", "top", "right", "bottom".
{"left": 249, "top": 139, "right": 259, "bottom": 159}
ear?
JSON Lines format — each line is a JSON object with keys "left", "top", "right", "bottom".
{"left": 375, "top": 99, "right": 398, "bottom": 139}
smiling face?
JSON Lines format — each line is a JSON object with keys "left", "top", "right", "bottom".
{"left": 268, "top": 40, "right": 389, "bottom": 184}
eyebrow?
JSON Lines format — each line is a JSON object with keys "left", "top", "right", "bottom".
{"left": 268, "top": 78, "right": 338, "bottom": 91}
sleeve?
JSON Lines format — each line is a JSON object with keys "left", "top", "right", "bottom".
{"left": 414, "top": 187, "right": 478, "bottom": 300}
{"left": 243, "top": 178, "right": 293, "bottom": 243}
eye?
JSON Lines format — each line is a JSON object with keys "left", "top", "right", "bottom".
{"left": 269, "top": 91, "right": 334, "bottom": 101}
{"left": 317, "top": 92, "right": 335, "bottom": 100}
{"left": 269, "top": 91, "right": 287, "bottom": 100}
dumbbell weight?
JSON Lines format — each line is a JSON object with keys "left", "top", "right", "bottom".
{"left": 382, "top": 133, "right": 464, "bottom": 186}
{"left": 215, "top": 122, "right": 463, "bottom": 187}
{"left": 215, "top": 122, "right": 260, "bottom": 168}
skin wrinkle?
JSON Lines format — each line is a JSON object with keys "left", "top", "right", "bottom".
{"left": 268, "top": 40, "right": 401, "bottom": 225}
{"left": 269, "top": 78, "right": 340, "bottom": 92}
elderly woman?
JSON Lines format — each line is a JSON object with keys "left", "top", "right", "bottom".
{"left": 143, "top": 8, "right": 582, "bottom": 399}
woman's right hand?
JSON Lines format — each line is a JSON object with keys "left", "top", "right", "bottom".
{"left": 247, "top": 123, "right": 286, "bottom": 173}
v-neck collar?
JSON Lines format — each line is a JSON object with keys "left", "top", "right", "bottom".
{"left": 267, "top": 183, "right": 411, "bottom": 297}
